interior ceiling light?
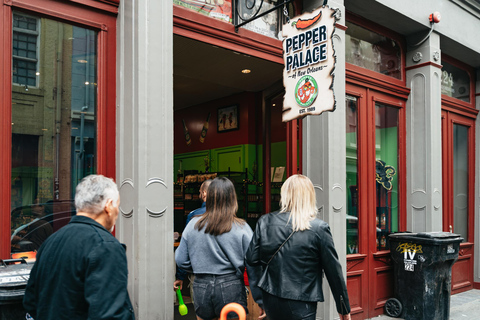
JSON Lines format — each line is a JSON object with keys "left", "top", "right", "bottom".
{"left": 241, "top": 69, "right": 251, "bottom": 74}
{"left": 35, "top": 72, "right": 40, "bottom": 75}
{"left": 78, "top": 59, "right": 88, "bottom": 63}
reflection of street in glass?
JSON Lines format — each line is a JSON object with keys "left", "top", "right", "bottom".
{"left": 11, "top": 199, "right": 53, "bottom": 252}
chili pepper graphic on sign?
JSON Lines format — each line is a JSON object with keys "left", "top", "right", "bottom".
{"left": 295, "top": 75, "right": 318, "bottom": 107}
{"left": 291, "top": 11, "right": 322, "bottom": 30}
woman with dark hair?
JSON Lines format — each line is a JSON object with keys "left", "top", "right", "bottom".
{"left": 175, "top": 177, "right": 264, "bottom": 320}
{"left": 246, "top": 174, "right": 351, "bottom": 320}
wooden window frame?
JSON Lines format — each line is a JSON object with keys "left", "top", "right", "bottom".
{"left": 0, "top": 0, "right": 118, "bottom": 259}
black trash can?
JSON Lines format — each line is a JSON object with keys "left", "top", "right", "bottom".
{"left": 385, "top": 232, "right": 463, "bottom": 320}
{"left": 0, "top": 259, "right": 33, "bottom": 320}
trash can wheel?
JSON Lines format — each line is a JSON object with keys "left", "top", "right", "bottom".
{"left": 385, "top": 298, "right": 402, "bottom": 318}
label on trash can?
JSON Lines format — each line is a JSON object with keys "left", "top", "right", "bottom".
{"left": 396, "top": 242, "right": 423, "bottom": 272}
{"left": 447, "top": 244, "right": 455, "bottom": 254}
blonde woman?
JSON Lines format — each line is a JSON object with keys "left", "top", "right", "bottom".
{"left": 246, "top": 174, "right": 351, "bottom": 320}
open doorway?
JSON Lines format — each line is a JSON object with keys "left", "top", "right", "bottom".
{"left": 172, "top": 35, "right": 289, "bottom": 319}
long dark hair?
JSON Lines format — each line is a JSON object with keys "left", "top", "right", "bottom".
{"left": 195, "top": 177, "right": 245, "bottom": 235}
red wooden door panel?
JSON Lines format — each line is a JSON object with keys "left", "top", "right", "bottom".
{"left": 346, "top": 83, "right": 406, "bottom": 320}
{"left": 441, "top": 110, "right": 475, "bottom": 294}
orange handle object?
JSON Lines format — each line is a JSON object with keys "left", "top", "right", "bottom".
{"left": 220, "top": 303, "right": 246, "bottom": 320}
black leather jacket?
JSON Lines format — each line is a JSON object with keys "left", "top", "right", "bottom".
{"left": 246, "top": 211, "right": 351, "bottom": 315}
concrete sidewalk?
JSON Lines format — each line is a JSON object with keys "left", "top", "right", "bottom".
{"left": 174, "top": 289, "right": 480, "bottom": 319}
{"left": 367, "top": 289, "right": 480, "bottom": 320}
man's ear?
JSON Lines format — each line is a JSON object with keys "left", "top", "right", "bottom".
{"left": 104, "top": 199, "right": 114, "bottom": 215}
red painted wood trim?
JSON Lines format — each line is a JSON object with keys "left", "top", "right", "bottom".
{"left": 67, "top": 0, "right": 119, "bottom": 13}
{"left": 474, "top": 282, "right": 480, "bottom": 290}
{"left": 173, "top": 5, "right": 283, "bottom": 64}
{"left": 0, "top": 4, "right": 13, "bottom": 259}
{"left": 286, "top": 121, "right": 292, "bottom": 177}
{"left": 286, "top": 119, "right": 298, "bottom": 176}
{"left": 442, "top": 97, "right": 479, "bottom": 119}
{"left": 441, "top": 111, "right": 450, "bottom": 232}
{"left": 347, "top": 66, "right": 410, "bottom": 100}
{"left": 96, "top": 26, "right": 118, "bottom": 178}
{"left": 1, "top": 0, "right": 117, "bottom": 258}
{"left": 263, "top": 98, "right": 271, "bottom": 214}
{"left": 405, "top": 61, "right": 443, "bottom": 71}
{"left": 11, "top": 0, "right": 115, "bottom": 29}
{"left": 298, "top": 119, "right": 302, "bottom": 174}
{"left": 335, "top": 22, "right": 347, "bottom": 31}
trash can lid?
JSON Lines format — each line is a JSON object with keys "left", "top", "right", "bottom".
{"left": 0, "top": 263, "right": 32, "bottom": 289}
{"left": 416, "top": 232, "right": 461, "bottom": 239}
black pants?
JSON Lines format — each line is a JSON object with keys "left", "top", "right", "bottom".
{"left": 262, "top": 290, "right": 317, "bottom": 320}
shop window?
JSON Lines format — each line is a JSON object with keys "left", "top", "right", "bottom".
{"left": 13, "top": 13, "right": 39, "bottom": 87}
{"left": 441, "top": 61, "right": 471, "bottom": 103}
{"left": 174, "top": 0, "right": 233, "bottom": 23}
{"left": 11, "top": 12, "right": 97, "bottom": 257}
{"left": 173, "top": 0, "right": 287, "bottom": 39}
{"left": 375, "top": 104, "right": 399, "bottom": 250}
{"left": 237, "top": 0, "right": 283, "bottom": 39}
{"left": 453, "top": 123, "right": 469, "bottom": 240}
{"left": 346, "top": 21, "right": 401, "bottom": 79}
{"left": 346, "top": 96, "right": 359, "bottom": 254}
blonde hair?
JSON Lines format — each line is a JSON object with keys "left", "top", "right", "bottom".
{"left": 280, "top": 174, "right": 317, "bottom": 231}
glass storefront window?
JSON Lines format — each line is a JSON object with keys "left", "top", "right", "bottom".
{"left": 453, "top": 124, "right": 468, "bottom": 240}
{"left": 441, "top": 61, "right": 471, "bottom": 103}
{"left": 346, "top": 21, "right": 401, "bottom": 79}
{"left": 346, "top": 96, "right": 359, "bottom": 254}
{"left": 375, "top": 104, "right": 399, "bottom": 251}
{"left": 173, "top": 0, "right": 287, "bottom": 39}
{"left": 174, "top": 0, "right": 233, "bottom": 23}
{"left": 237, "top": 0, "right": 282, "bottom": 39}
{"left": 11, "top": 12, "right": 97, "bottom": 256}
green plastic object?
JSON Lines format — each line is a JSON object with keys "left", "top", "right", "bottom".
{"left": 176, "top": 288, "right": 188, "bottom": 316}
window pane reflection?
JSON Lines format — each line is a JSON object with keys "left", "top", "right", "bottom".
{"left": 453, "top": 124, "right": 468, "bottom": 240}
{"left": 346, "top": 21, "right": 401, "bottom": 79}
{"left": 11, "top": 13, "right": 97, "bottom": 257}
{"left": 441, "top": 61, "right": 470, "bottom": 103}
{"left": 375, "top": 104, "right": 399, "bottom": 251}
{"left": 346, "top": 96, "right": 359, "bottom": 254}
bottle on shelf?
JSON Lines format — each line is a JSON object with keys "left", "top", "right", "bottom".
{"left": 182, "top": 119, "right": 191, "bottom": 146}
{"left": 199, "top": 113, "right": 211, "bottom": 143}
{"left": 380, "top": 211, "right": 386, "bottom": 229}
{"left": 380, "top": 234, "right": 386, "bottom": 249}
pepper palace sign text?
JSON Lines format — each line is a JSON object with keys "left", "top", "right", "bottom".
{"left": 282, "top": 6, "right": 336, "bottom": 122}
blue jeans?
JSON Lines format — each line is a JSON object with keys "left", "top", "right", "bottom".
{"left": 262, "top": 290, "right": 317, "bottom": 320}
{"left": 193, "top": 273, "right": 247, "bottom": 320}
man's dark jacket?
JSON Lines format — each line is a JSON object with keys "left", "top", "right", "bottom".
{"left": 246, "top": 211, "right": 351, "bottom": 315}
{"left": 24, "top": 215, "right": 135, "bottom": 320}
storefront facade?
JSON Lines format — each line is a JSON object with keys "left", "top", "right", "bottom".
{"left": 1, "top": 0, "right": 480, "bottom": 319}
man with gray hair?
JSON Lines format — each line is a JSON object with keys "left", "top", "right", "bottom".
{"left": 24, "top": 175, "right": 135, "bottom": 319}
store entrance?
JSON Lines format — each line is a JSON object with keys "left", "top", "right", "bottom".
{"left": 345, "top": 83, "right": 406, "bottom": 320}
{"left": 172, "top": 35, "right": 289, "bottom": 319}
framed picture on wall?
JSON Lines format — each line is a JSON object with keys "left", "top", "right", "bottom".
{"left": 217, "top": 105, "right": 239, "bottom": 132}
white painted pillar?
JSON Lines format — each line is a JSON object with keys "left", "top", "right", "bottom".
{"left": 302, "top": 0, "right": 346, "bottom": 319}
{"left": 117, "top": 0, "right": 174, "bottom": 318}
{"left": 405, "top": 32, "right": 443, "bottom": 232}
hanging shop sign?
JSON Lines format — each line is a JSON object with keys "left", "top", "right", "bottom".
{"left": 282, "top": 6, "right": 336, "bottom": 122}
